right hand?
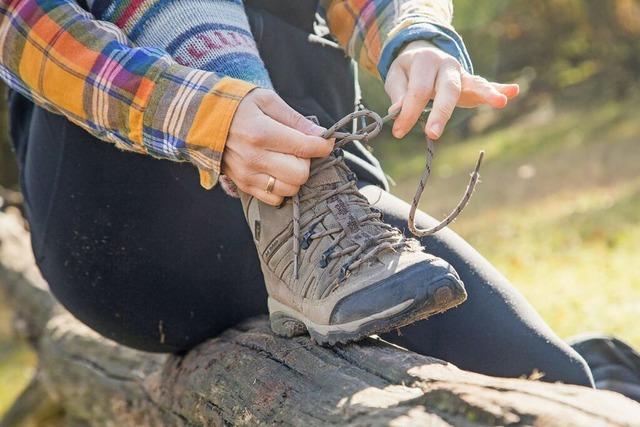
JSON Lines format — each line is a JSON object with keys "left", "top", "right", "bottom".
{"left": 223, "top": 89, "right": 334, "bottom": 206}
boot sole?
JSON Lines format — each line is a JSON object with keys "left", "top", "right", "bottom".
{"left": 268, "top": 276, "right": 467, "bottom": 345}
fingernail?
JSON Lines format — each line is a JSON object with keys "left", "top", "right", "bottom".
{"left": 393, "top": 127, "right": 404, "bottom": 138}
{"left": 388, "top": 101, "right": 402, "bottom": 114}
{"left": 430, "top": 123, "right": 442, "bottom": 138}
{"left": 309, "top": 123, "right": 327, "bottom": 136}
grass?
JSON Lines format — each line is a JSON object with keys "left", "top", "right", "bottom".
{"left": 0, "top": 94, "right": 639, "bottom": 419}
{"left": 377, "top": 95, "right": 640, "bottom": 348}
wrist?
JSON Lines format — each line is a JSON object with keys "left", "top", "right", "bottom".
{"left": 377, "top": 22, "right": 473, "bottom": 80}
{"left": 400, "top": 40, "right": 439, "bottom": 55}
{"left": 194, "top": 77, "right": 258, "bottom": 189}
{"left": 143, "top": 64, "right": 256, "bottom": 189}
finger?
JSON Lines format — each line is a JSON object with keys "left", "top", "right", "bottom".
{"left": 246, "top": 174, "right": 300, "bottom": 197}
{"left": 426, "top": 61, "right": 462, "bottom": 139}
{"left": 388, "top": 100, "right": 403, "bottom": 115}
{"left": 260, "top": 117, "right": 334, "bottom": 159}
{"left": 473, "top": 76, "right": 508, "bottom": 108}
{"left": 252, "top": 151, "right": 310, "bottom": 187}
{"left": 257, "top": 91, "right": 327, "bottom": 137}
{"left": 226, "top": 167, "right": 285, "bottom": 206}
{"left": 250, "top": 189, "right": 285, "bottom": 206}
{"left": 492, "top": 82, "right": 520, "bottom": 99}
{"left": 459, "top": 74, "right": 509, "bottom": 108}
{"left": 246, "top": 187, "right": 285, "bottom": 206}
{"left": 222, "top": 167, "right": 283, "bottom": 206}
{"left": 384, "top": 65, "right": 408, "bottom": 106}
{"left": 393, "top": 58, "right": 437, "bottom": 138}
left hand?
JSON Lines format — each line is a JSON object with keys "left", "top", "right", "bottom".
{"left": 385, "top": 40, "right": 520, "bottom": 140}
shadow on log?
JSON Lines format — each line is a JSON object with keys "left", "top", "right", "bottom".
{"left": 1, "top": 209, "right": 640, "bottom": 426}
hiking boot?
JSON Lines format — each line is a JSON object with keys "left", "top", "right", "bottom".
{"left": 240, "top": 149, "right": 466, "bottom": 345}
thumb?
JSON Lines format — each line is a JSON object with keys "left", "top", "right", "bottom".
{"left": 388, "top": 100, "right": 404, "bottom": 117}
{"left": 257, "top": 91, "right": 327, "bottom": 137}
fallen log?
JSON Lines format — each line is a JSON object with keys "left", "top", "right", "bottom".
{"left": 1, "top": 209, "right": 639, "bottom": 426}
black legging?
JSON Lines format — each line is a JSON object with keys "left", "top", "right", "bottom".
{"left": 8, "top": 5, "right": 593, "bottom": 388}
{"left": 11, "top": 104, "right": 593, "bottom": 387}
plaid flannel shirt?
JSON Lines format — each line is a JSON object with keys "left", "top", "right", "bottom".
{"left": 320, "top": 0, "right": 472, "bottom": 79}
{"left": 0, "top": 0, "right": 470, "bottom": 189}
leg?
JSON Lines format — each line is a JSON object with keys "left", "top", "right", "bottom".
{"left": 7, "top": 7, "right": 378, "bottom": 354}
{"left": 359, "top": 185, "right": 594, "bottom": 387}
{"left": 18, "top": 106, "right": 268, "bottom": 353}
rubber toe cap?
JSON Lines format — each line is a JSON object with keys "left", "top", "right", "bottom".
{"left": 329, "top": 258, "right": 466, "bottom": 325}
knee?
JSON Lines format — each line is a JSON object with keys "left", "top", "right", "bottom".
{"left": 539, "top": 349, "right": 595, "bottom": 388}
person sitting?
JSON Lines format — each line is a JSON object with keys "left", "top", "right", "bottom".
{"left": 0, "top": 0, "right": 592, "bottom": 386}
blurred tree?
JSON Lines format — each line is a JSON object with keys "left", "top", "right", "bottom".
{"left": 455, "top": 0, "right": 640, "bottom": 96}
{"left": 357, "top": 0, "right": 640, "bottom": 139}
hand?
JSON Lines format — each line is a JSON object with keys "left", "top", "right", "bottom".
{"left": 384, "top": 40, "right": 520, "bottom": 140}
{"left": 223, "top": 89, "right": 334, "bottom": 206}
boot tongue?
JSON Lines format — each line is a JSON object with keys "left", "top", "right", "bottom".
{"left": 326, "top": 195, "right": 374, "bottom": 246}
{"left": 305, "top": 157, "right": 344, "bottom": 187}
{"left": 305, "top": 156, "right": 379, "bottom": 248}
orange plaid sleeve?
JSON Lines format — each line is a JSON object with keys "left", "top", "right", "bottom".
{"left": 0, "top": 0, "right": 254, "bottom": 189}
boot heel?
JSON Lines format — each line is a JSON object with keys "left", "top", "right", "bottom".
{"left": 269, "top": 312, "right": 308, "bottom": 337}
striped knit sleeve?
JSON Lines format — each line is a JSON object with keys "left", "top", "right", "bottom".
{"left": 0, "top": 0, "right": 255, "bottom": 189}
{"left": 89, "top": 0, "right": 272, "bottom": 88}
{"left": 319, "top": 0, "right": 472, "bottom": 79}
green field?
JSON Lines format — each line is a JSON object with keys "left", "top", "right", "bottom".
{"left": 376, "top": 95, "right": 640, "bottom": 347}
{"left": 0, "top": 301, "right": 36, "bottom": 417}
{"left": 1, "top": 97, "right": 639, "bottom": 417}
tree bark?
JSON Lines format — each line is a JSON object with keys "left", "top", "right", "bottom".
{"left": 1, "top": 209, "right": 639, "bottom": 426}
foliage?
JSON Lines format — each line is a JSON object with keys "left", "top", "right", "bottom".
{"left": 455, "top": 0, "right": 640, "bottom": 96}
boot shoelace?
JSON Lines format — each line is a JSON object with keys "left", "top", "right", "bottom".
{"left": 292, "top": 108, "right": 484, "bottom": 280}
{"left": 293, "top": 152, "right": 412, "bottom": 287}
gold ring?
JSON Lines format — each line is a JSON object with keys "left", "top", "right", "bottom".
{"left": 265, "top": 175, "right": 276, "bottom": 194}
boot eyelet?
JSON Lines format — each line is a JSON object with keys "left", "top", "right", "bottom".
{"left": 319, "top": 248, "right": 333, "bottom": 268}
{"left": 319, "top": 256, "right": 329, "bottom": 268}
{"left": 338, "top": 264, "right": 351, "bottom": 282}
{"left": 300, "top": 224, "right": 317, "bottom": 250}
{"left": 301, "top": 232, "right": 313, "bottom": 250}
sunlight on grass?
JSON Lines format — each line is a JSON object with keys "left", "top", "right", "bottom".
{"left": 0, "top": 299, "right": 37, "bottom": 417}
{"left": 0, "top": 342, "right": 36, "bottom": 415}
{"left": 460, "top": 180, "right": 640, "bottom": 347}
{"left": 378, "top": 97, "right": 638, "bottom": 184}
{"left": 385, "top": 97, "right": 640, "bottom": 348}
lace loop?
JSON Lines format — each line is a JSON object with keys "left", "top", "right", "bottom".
{"left": 291, "top": 107, "right": 484, "bottom": 282}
